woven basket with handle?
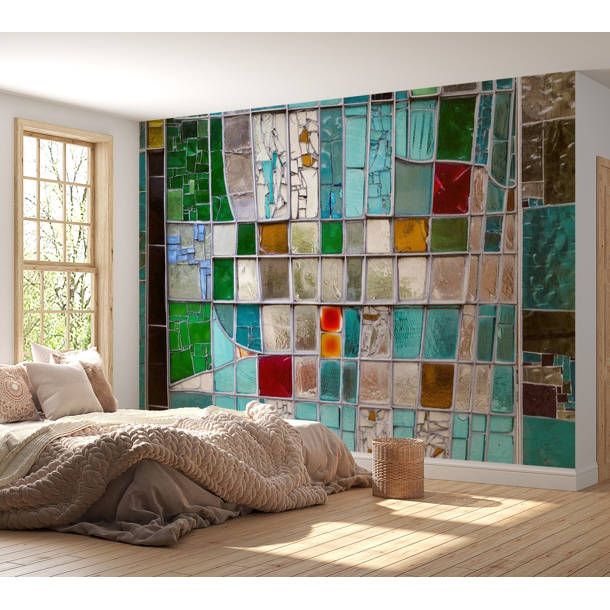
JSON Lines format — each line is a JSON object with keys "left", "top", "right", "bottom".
{"left": 372, "top": 437, "right": 424, "bottom": 499}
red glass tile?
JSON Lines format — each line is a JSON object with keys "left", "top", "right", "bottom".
{"left": 320, "top": 306, "right": 343, "bottom": 332}
{"left": 432, "top": 162, "right": 472, "bottom": 214}
{"left": 258, "top": 355, "right": 292, "bottom": 398}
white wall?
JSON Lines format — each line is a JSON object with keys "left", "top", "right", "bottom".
{"left": 0, "top": 90, "right": 139, "bottom": 408}
{"left": 575, "top": 73, "right": 610, "bottom": 485}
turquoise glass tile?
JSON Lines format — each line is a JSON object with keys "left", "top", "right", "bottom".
{"left": 523, "top": 352, "right": 542, "bottom": 364}
{"left": 474, "top": 93, "right": 493, "bottom": 165}
{"left": 214, "top": 364, "right": 234, "bottom": 393}
{"left": 342, "top": 405, "right": 357, "bottom": 432}
{"left": 395, "top": 101, "right": 408, "bottom": 158}
{"left": 476, "top": 306, "right": 496, "bottom": 362}
{"left": 367, "top": 103, "right": 393, "bottom": 215}
{"left": 486, "top": 181, "right": 505, "bottom": 212}
{"left": 409, "top": 99, "right": 436, "bottom": 161}
{"left": 491, "top": 365, "right": 514, "bottom": 413}
{"left": 320, "top": 98, "right": 342, "bottom": 106}
{"left": 393, "top": 408, "right": 416, "bottom": 428}
{"left": 139, "top": 122, "right": 146, "bottom": 149}
{"left": 342, "top": 361, "right": 358, "bottom": 404}
{"left": 344, "top": 95, "right": 370, "bottom": 104}
{"left": 523, "top": 205, "right": 575, "bottom": 310}
{"left": 394, "top": 161, "right": 433, "bottom": 216}
{"left": 487, "top": 433, "right": 514, "bottom": 463}
{"left": 424, "top": 308, "right": 460, "bottom": 360}
{"left": 523, "top": 417, "right": 575, "bottom": 468}
{"left": 320, "top": 359, "right": 341, "bottom": 401}
{"left": 490, "top": 415, "right": 514, "bottom": 433}
{"left": 452, "top": 414, "right": 469, "bottom": 439}
{"left": 452, "top": 438, "right": 468, "bottom": 460}
{"left": 393, "top": 307, "right": 424, "bottom": 359}
{"left": 215, "top": 304, "right": 234, "bottom": 337}
{"left": 345, "top": 169, "right": 365, "bottom": 217}
{"left": 342, "top": 431, "right": 356, "bottom": 451}
{"left": 472, "top": 414, "right": 487, "bottom": 433}
{"left": 236, "top": 396, "right": 254, "bottom": 411}
{"left": 236, "top": 357, "right": 257, "bottom": 394}
{"left": 345, "top": 105, "right": 367, "bottom": 217}
{"left": 482, "top": 80, "right": 493, "bottom": 91}
{"left": 212, "top": 318, "right": 234, "bottom": 368}
{"left": 139, "top": 152, "right": 146, "bottom": 190}
{"left": 215, "top": 395, "right": 236, "bottom": 410}
{"left": 496, "top": 78, "right": 514, "bottom": 90}
{"left": 170, "top": 392, "right": 213, "bottom": 409}
{"left": 236, "top": 305, "right": 261, "bottom": 352}
{"left": 295, "top": 402, "right": 318, "bottom": 421}
{"left": 343, "top": 308, "right": 361, "bottom": 358}
{"left": 484, "top": 215, "right": 503, "bottom": 252}
{"left": 288, "top": 100, "right": 319, "bottom": 109}
{"left": 395, "top": 426, "right": 415, "bottom": 439}
{"left": 320, "top": 404, "right": 341, "bottom": 430}
{"left": 469, "top": 432, "right": 486, "bottom": 461}
{"left": 496, "top": 305, "right": 515, "bottom": 362}
{"left": 320, "top": 108, "right": 343, "bottom": 219}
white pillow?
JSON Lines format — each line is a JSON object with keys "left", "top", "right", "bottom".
{"left": 31, "top": 343, "right": 54, "bottom": 363}
{"left": 24, "top": 361, "right": 103, "bottom": 420}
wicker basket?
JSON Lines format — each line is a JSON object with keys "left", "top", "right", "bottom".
{"left": 372, "top": 437, "right": 424, "bottom": 499}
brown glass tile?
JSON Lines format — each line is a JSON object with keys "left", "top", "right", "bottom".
{"left": 543, "top": 119, "right": 575, "bottom": 205}
{"left": 148, "top": 246, "right": 167, "bottom": 325}
{"left": 522, "top": 122, "right": 543, "bottom": 182}
{"left": 420, "top": 363, "right": 454, "bottom": 409}
{"left": 259, "top": 222, "right": 289, "bottom": 254}
{"left": 546, "top": 72, "right": 576, "bottom": 120}
{"left": 148, "top": 176, "right": 165, "bottom": 245}
{"left": 506, "top": 188, "right": 516, "bottom": 212}
{"left": 521, "top": 74, "right": 546, "bottom": 124}
{"left": 523, "top": 383, "right": 557, "bottom": 418}
{"left": 523, "top": 310, "right": 575, "bottom": 358}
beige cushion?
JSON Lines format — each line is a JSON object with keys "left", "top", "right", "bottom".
{"left": 0, "top": 364, "right": 40, "bottom": 423}
{"left": 25, "top": 362, "right": 103, "bottom": 420}
{"left": 52, "top": 349, "right": 118, "bottom": 413}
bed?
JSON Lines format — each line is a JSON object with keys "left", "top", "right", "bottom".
{"left": 0, "top": 403, "right": 371, "bottom": 546}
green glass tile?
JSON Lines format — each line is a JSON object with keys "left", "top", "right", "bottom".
{"left": 296, "top": 402, "right": 318, "bottom": 421}
{"left": 452, "top": 438, "right": 468, "bottom": 460}
{"left": 430, "top": 218, "right": 468, "bottom": 252}
{"left": 393, "top": 307, "right": 424, "bottom": 359}
{"left": 215, "top": 395, "right": 236, "bottom": 410}
{"left": 215, "top": 304, "right": 234, "bottom": 337}
{"left": 437, "top": 96, "right": 476, "bottom": 161}
{"left": 343, "top": 308, "right": 361, "bottom": 358}
{"left": 487, "top": 433, "right": 514, "bottom": 463}
{"left": 491, "top": 365, "right": 514, "bottom": 413}
{"left": 523, "top": 417, "right": 575, "bottom": 468}
{"left": 486, "top": 182, "right": 505, "bottom": 212}
{"left": 484, "top": 215, "right": 503, "bottom": 252}
{"left": 342, "top": 361, "right": 358, "bottom": 404}
{"left": 394, "top": 161, "right": 433, "bottom": 216}
{"left": 321, "top": 221, "right": 343, "bottom": 254}
{"left": 424, "top": 307, "right": 460, "bottom": 360}
{"left": 342, "top": 405, "right": 357, "bottom": 432}
{"left": 452, "top": 414, "right": 469, "bottom": 439}
{"left": 320, "top": 404, "right": 340, "bottom": 430}
{"left": 170, "top": 349, "right": 194, "bottom": 383}
{"left": 213, "top": 258, "right": 234, "bottom": 301}
{"left": 411, "top": 87, "right": 439, "bottom": 97}
{"left": 237, "top": 223, "right": 256, "bottom": 255}
{"left": 471, "top": 414, "right": 487, "bottom": 433}
{"left": 214, "top": 364, "right": 234, "bottom": 393}
{"left": 236, "top": 357, "right": 257, "bottom": 394}
{"left": 170, "top": 392, "right": 213, "bottom": 409}
{"left": 490, "top": 415, "right": 514, "bottom": 433}
{"left": 320, "top": 359, "right": 341, "bottom": 401}
{"left": 469, "top": 432, "right": 486, "bottom": 461}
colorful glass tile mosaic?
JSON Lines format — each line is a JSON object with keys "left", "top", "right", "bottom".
{"left": 139, "top": 72, "right": 576, "bottom": 468}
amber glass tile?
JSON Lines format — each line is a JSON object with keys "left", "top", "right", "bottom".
{"left": 259, "top": 222, "right": 289, "bottom": 254}
{"left": 420, "top": 363, "right": 454, "bottom": 409}
{"left": 321, "top": 332, "right": 342, "bottom": 358}
{"left": 147, "top": 120, "right": 164, "bottom": 149}
{"left": 394, "top": 218, "right": 429, "bottom": 253}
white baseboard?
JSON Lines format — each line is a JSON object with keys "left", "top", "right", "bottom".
{"left": 353, "top": 453, "right": 599, "bottom": 491}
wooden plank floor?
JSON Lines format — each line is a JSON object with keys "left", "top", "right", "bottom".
{"left": 1, "top": 479, "right": 610, "bottom": 577}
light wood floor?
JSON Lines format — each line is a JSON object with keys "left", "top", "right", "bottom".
{"left": 1, "top": 479, "right": 610, "bottom": 577}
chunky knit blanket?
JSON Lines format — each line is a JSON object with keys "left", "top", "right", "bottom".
{"left": 0, "top": 405, "right": 331, "bottom": 530}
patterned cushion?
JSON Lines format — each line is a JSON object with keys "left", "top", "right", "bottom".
{"left": 0, "top": 365, "right": 40, "bottom": 424}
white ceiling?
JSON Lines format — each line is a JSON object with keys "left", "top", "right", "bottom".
{"left": 1, "top": 33, "right": 610, "bottom": 121}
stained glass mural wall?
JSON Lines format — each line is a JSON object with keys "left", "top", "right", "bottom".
{"left": 138, "top": 71, "right": 576, "bottom": 469}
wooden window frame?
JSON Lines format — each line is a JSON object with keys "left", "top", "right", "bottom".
{"left": 14, "top": 118, "right": 114, "bottom": 379}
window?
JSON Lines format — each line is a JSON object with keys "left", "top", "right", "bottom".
{"left": 14, "top": 119, "right": 113, "bottom": 375}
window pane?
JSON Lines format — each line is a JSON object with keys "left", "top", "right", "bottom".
{"left": 40, "top": 222, "right": 64, "bottom": 261}
{"left": 23, "top": 312, "right": 41, "bottom": 359}
{"left": 23, "top": 220, "right": 38, "bottom": 260}
{"left": 70, "top": 272, "right": 93, "bottom": 310}
{"left": 40, "top": 139, "right": 63, "bottom": 181}
{"left": 23, "top": 179, "right": 37, "bottom": 217}
{"left": 40, "top": 182, "right": 64, "bottom": 220}
{"left": 43, "top": 312, "right": 67, "bottom": 350}
{"left": 66, "top": 143, "right": 89, "bottom": 184}
{"left": 43, "top": 271, "right": 68, "bottom": 311}
{"left": 69, "top": 312, "right": 93, "bottom": 350}
{"left": 66, "top": 185, "right": 90, "bottom": 223}
{"left": 23, "top": 270, "right": 41, "bottom": 312}
{"left": 66, "top": 224, "right": 89, "bottom": 263}
{"left": 23, "top": 136, "right": 37, "bottom": 178}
